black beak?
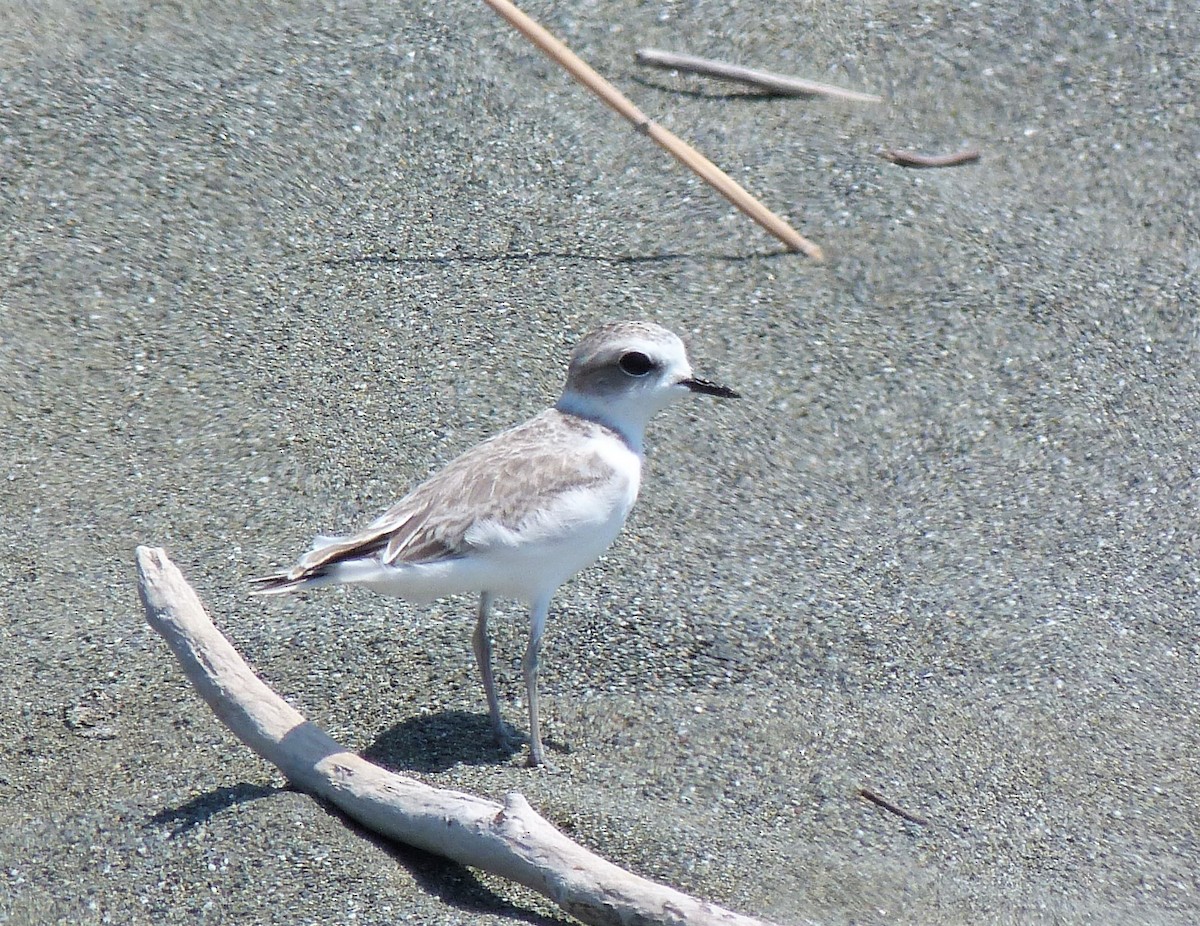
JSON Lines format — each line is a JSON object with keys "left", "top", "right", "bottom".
{"left": 681, "top": 377, "right": 741, "bottom": 399}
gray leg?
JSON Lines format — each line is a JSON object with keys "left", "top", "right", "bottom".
{"left": 471, "top": 592, "right": 513, "bottom": 750}
{"left": 523, "top": 596, "right": 554, "bottom": 768}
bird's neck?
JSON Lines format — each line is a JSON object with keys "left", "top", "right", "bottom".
{"left": 555, "top": 391, "right": 646, "bottom": 455}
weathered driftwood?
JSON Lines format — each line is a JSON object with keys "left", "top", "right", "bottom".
{"left": 136, "top": 546, "right": 807, "bottom": 926}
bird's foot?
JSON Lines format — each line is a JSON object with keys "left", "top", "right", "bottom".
{"left": 525, "top": 751, "right": 559, "bottom": 772}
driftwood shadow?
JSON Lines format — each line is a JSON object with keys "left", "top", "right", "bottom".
{"left": 376, "top": 837, "right": 570, "bottom": 926}
{"left": 145, "top": 779, "right": 565, "bottom": 924}
{"left": 308, "top": 792, "right": 570, "bottom": 926}
{"left": 146, "top": 782, "right": 282, "bottom": 835}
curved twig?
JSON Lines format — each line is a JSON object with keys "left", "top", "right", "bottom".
{"left": 136, "top": 546, "right": 808, "bottom": 926}
{"left": 876, "top": 147, "right": 981, "bottom": 169}
{"left": 856, "top": 787, "right": 930, "bottom": 826}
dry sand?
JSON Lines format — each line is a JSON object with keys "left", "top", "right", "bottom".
{"left": 1, "top": 1, "right": 1196, "bottom": 924}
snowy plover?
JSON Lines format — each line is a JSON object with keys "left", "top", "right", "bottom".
{"left": 254, "top": 320, "right": 739, "bottom": 767}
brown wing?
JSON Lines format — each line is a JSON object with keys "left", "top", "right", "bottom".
{"left": 275, "top": 410, "right": 619, "bottom": 581}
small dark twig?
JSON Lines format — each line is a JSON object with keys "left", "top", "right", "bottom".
{"left": 857, "top": 787, "right": 930, "bottom": 826}
{"left": 877, "top": 147, "right": 982, "bottom": 169}
{"left": 636, "top": 48, "right": 881, "bottom": 104}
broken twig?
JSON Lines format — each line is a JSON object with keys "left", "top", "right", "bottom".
{"left": 481, "top": 0, "right": 823, "bottom": 259}
{"left": 636, "top": 48, "right": 881, "bottom": 105}
{"left": 857, "top": 787, "right": 930, "bottom": 826}
{"left": 877, "top": 147, "right": 981, "bottom": 169}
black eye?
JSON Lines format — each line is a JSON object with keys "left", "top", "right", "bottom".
{"left": 618, "top": 351, "right": 655, "bottom": 376}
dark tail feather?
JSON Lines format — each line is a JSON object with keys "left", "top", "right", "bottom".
{"left": 251, "top": 531, "right": 391, "bottom": 597}
{"left": 248, "top": 570, "right": 328, "bottom": 596}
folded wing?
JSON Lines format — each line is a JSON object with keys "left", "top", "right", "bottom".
{"left": 251, "top": 411, "right": 625, "bottom": 593}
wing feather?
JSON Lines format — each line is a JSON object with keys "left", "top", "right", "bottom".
{"left": 270, "top": 410, "right": 626, "bottom": 584}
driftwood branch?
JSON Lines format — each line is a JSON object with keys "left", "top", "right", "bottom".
{"left": 635, "top": 49, "right": 881, "bottom": 105}
{"left": 480, "top": 0, "right": 823, "bottom": 260}
{"left": 136, "top": 546, "right": 809, "bottom": 926}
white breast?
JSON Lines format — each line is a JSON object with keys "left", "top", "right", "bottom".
{"left": 464, "top": 433, "right": 642, "bottom": 598}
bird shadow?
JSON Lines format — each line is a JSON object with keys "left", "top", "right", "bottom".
{"left": 362, "top": 709, "right": 569, "bottom": 774}
{"left": 362, "top": 710, "right": 516, "bottom": 773}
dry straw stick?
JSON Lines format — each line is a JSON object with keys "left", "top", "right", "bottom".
{"left": 481, "top": 0, "right": 824, "bottom": 260}
{"left": 636, "top": 48, "right": 882, "bottom": 105}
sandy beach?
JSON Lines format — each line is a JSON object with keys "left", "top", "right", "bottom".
{"left": 1, "top": 1, "right": 1196, "bottom": 923}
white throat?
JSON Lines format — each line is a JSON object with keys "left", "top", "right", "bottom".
{"left": 555, "top": 390, "right": 650, "bottom": 455}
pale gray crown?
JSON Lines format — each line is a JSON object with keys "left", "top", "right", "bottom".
{"left": 561, "top": 320, "right": 692, "bottom": 399}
